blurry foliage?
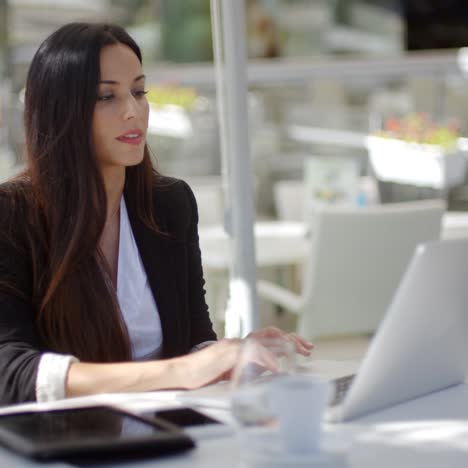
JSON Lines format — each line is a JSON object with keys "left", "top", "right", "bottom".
{"left": 160, "top": 0, "right": 213, "bottom": 62}
{"left": 111, "top": 0, "right": 148, "bottom": 25}
{"left": 146, "top": 85, "right": 197, "bottom": 110}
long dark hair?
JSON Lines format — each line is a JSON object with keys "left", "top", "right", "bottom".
{"left": 13, "top": 23, "right": 158, "bottom": 361}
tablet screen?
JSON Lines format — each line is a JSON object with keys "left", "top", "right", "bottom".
{"left": 0, "top": 406, "right": 194, "bottom": 460}
{"left": 0, "top": 406, "right": 162, "bottom": 444}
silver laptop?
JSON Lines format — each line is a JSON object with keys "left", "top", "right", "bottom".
{"left": 180, "top": 238, "right": 468, "bottom": 422}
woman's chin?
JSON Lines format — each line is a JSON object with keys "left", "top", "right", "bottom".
{"left": 124, "top": 156, "right": 145, "bottom": 167}
{"left": 119, "top": 151, "right": 146, "bottom": 167}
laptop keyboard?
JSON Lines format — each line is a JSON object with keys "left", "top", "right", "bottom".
{"left": 179, "top": 371, "right": 356, "bottom": 409}
{"left": 329, "top": 374, "right": 355, "bottom": 407}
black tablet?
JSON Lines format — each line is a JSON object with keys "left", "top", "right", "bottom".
{"left": 144, "top": 407, "right": 233, "bottom": 440}
{"left": 0, "top": 405, "right": 195, "bottom": 461}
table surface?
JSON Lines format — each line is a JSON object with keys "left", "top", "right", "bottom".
{"left": 1, "top": 377, "right": 468, "bottom": 467}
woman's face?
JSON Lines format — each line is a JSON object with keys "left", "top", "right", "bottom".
{"left": 92, "top": 43, "right": 149, "bottom": 170}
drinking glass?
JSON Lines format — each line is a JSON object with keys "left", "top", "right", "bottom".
{"left": 230, "top": 336, "right": 331, "bottom": 467}
{"left": 230, "top": 336, "right": 296, "bottom": 465}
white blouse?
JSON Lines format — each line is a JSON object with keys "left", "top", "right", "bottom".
{"left": 117, "top": 197, "right": 163, "bottom": 360}
{"left": 36, "top": 197, "right": 163, "bottom": 401}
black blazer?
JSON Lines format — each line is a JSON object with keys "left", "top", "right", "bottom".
{"left": 0, "top": 175, "right": 217, "bottom": 405}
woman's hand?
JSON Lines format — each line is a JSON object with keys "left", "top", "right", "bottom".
{"left": 177, "top": 328, "right": 313, "bottom": 390}
{"left": 247, "top": 326, "right": 314, "bottom": 356}
{"left": 178, "top": 337, "right": 283, "bottom": 389}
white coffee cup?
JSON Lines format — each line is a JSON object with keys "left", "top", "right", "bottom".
{"left": 269, "top": 375, "right": 330, "bottom": 454}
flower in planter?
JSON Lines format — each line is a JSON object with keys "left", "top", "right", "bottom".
{"left": 368, "top": 113, "right": 466, "bottom": 190}
{"left": 376, "top": 113, "right": 460, "bottom": 151}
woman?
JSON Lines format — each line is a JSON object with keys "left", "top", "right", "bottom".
{"left": 0, "top": 23, "right": 312, "bottom": 405}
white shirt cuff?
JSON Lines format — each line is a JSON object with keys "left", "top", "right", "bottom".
{"left": 35, "top": 353, "right": 79, "bottom": 403}
{"left": 189, "top": 340, "right": 216, "bottom": 353}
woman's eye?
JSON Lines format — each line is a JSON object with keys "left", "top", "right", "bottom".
{"left": 133, "top": 90, "right": 148, "bottom": 99}
{"left": 97, "top": 94, "right": 114, "bottom": 102}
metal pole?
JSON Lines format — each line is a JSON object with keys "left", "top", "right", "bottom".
{"left": 0, "top": 0, "right": 15, "bottom": 174}
{"left": 212, "top": 0, "right": 259, "bottom": 336}
{"left": 0, "top": 0, "right": 9, "bottom": 80}
{"left": 210, "top": 0, "right": 231, "bottom": 225}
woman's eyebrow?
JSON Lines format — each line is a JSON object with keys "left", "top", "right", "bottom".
{"left": 99, "top": 74, "right": 146, "bottom": 85}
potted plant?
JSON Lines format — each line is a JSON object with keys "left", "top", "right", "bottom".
{"left": 367, "top": 113, "right": 466, "bottom": 190}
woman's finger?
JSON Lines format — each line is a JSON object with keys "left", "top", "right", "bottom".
{"left": 287, "top": 333, "right": 314, "bottom": 355}
{"left": 251, "top": 342, "right": 280, "bottom": 373}
{"left": 248, "top": 328, "right": 314, "bottom": 352}
{"left": 290, "top": 333, "right": 314, "bottom": 349}
{"left": 248, "top": 326, "right": 282, "bottom": 340}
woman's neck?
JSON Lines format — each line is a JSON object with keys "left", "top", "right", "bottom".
{"left": 101, "top": 166, "right": 125, "bottom": 224}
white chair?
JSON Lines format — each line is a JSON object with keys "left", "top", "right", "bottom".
{"left": 258, "top": 200, "right": 445, "bottom": 340}
{"left": 273, "top": 180, "right": 305, "bottom": 222}
{"left": 187, "top": 176, "right": 224, "bottom": 227}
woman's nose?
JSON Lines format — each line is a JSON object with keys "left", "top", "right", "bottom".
{"left": 122, "top": 95, "right": 138, "bottom": 120}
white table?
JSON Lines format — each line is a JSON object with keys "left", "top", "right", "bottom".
{"left": 199, "top": 213, "right": 468, "bottom": 272}
{"left": 199, "top": 221, "right": 309, "bottom": 271}
{"left": 1, "top": 383, "right": 468, "bottom": 467}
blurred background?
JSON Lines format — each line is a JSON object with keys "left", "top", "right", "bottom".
{"left": 2, "top": 0, "right": 468, "bottom": 338}
{"left": 3, "top": 1, "right": 468, "bottom": 208}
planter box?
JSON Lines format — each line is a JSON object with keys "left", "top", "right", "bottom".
{"left": 367, "top": 136, "right": 466, "bottom": 190}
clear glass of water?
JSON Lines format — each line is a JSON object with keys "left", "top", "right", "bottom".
{"left": 230, "top": 336, "right": 296, "bottom": 465}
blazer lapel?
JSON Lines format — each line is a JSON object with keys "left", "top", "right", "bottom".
{"left": 124, "top": 198, "right": 182, "bottom": 358}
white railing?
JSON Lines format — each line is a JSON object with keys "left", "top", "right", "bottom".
{"left": 146, "top": 49, "right": 467, "bottom": 87}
